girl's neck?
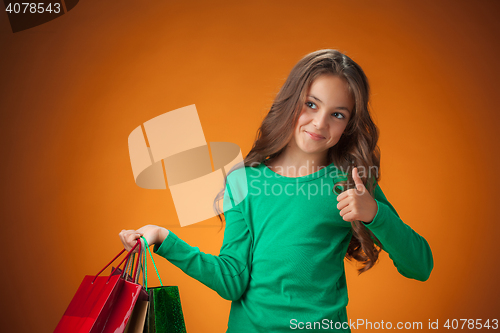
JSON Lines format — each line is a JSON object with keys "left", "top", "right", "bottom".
{"left": 265, "top": 154, "right": 330, "bottom": 178}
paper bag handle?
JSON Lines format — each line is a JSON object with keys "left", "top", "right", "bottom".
{"left": 91, "top": 240, "right": 141, "bottom": 284}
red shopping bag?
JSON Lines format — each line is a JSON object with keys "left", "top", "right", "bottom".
{"left": 54, "top": 241, "right": 143, "bottom": 333}
{"left": 102, "top": 240, "right": 149, "bottom": 333}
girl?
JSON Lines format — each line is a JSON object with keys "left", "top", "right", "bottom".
{"left": 119, "top": 49, "right": 434, "bottom": 332}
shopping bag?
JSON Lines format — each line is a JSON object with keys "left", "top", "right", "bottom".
{"left": 140, "top": 236, "right": 188, "bottom": 333}
{"left": 102, "top": 239, "right": 149, "bottom": 333}
{"left": 54, "top": 241, "right": 142, "bottom": 333}
{"left": 145, "top": 286, "right": 187, "bottom": 333}
{"left": 123, "top": 298, "right": 149, "bottom": 333}
{"left": 104, "top": 241, "right": 150, "bottom": 333}
{"left": 123, "top": 239, "right": 150, "bottom": 333}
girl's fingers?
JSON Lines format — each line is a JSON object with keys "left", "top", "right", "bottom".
{"left": 342, "top": 211, "right": 355, "bottom": 222}
{"left": 118, "top": 229, "right": 143, "bottom": 252}
{"left": 336, "top": 197, "right": 350, "bottom": 211}
{"left": 118, "top": 230, "right": 128, "bottom": 250}
{"left": 118, "top": 227, "right": 151, "bottom": 253}
{"left": 352, "top": 167, "right": 365, "bottom": 192}
{"left": 336, "top": 188, "right": 355, "bottom": 201}
{"left": 126, "top": 233, "right": 139, "bottom": 252}
{"left": 339, "top": 206, "right": 353, "bottom": 218}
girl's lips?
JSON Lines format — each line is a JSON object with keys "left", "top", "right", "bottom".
{"left": 305, "top": 130, "right": 325, "bottom": 140}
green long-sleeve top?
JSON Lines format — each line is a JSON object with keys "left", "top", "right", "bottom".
{"left": 153, "top": 161, "right": 434, "bottom": 332}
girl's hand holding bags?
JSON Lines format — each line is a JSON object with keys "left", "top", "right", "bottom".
{"left": 119, "top": 225, "right": 169, "bottom": 252}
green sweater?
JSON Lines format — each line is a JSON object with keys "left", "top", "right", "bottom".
{"left": 153, "top": 161, "right": 434, "bottom": 332}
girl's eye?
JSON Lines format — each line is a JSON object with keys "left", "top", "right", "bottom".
{"left": 305, "top": 101, "right": 317, "bottom": 109}
{"left": 332, "top": 112, "right": 345, "bottom": 119}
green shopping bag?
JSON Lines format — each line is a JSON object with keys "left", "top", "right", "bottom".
{"left": 141, "top": 237, "right": 188, "bottom": 333}
{"left": 146, "top": 286, "right": 187, "bottom": 333}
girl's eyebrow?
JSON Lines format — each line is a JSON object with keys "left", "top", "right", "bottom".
{"left": 307, "top": 95, "right": 351, "bottom": 114}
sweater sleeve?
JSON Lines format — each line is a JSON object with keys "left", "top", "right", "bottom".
{"left": 152, "top": 176, "right": 253, "bottom": 301}
{"left": 364, "top": 183, "right": 434, "bottom": 281}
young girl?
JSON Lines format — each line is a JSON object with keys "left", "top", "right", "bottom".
{"left": 119, "top": 49, "right": 434, "bottom": 332}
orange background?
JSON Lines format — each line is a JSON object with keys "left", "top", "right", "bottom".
{"left": 1, "top": 0, "right": 499, "bottom": 332}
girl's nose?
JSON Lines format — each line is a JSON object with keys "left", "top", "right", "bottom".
{"left": 312, "top": 112, "right": 328, "bottom": 129}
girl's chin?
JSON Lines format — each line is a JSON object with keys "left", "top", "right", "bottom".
{"left": 298, "top": 144, "right": 327, "bottom": 154}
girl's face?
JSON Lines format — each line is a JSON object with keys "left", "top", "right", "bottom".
{"left": 291, "top": 74, "right": 354, "bottom": 158}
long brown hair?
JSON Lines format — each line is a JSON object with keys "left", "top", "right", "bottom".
{"left": 213, "top": 49, "right": 383, "bottom": 274}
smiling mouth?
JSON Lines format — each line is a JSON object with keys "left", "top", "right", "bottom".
{"left": 305, "top": 130, "right": 325, "bottom": 140}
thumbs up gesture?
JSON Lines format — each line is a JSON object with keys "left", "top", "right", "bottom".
{"left": 336, "top": 167, "right": 378, "bottom": 224}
